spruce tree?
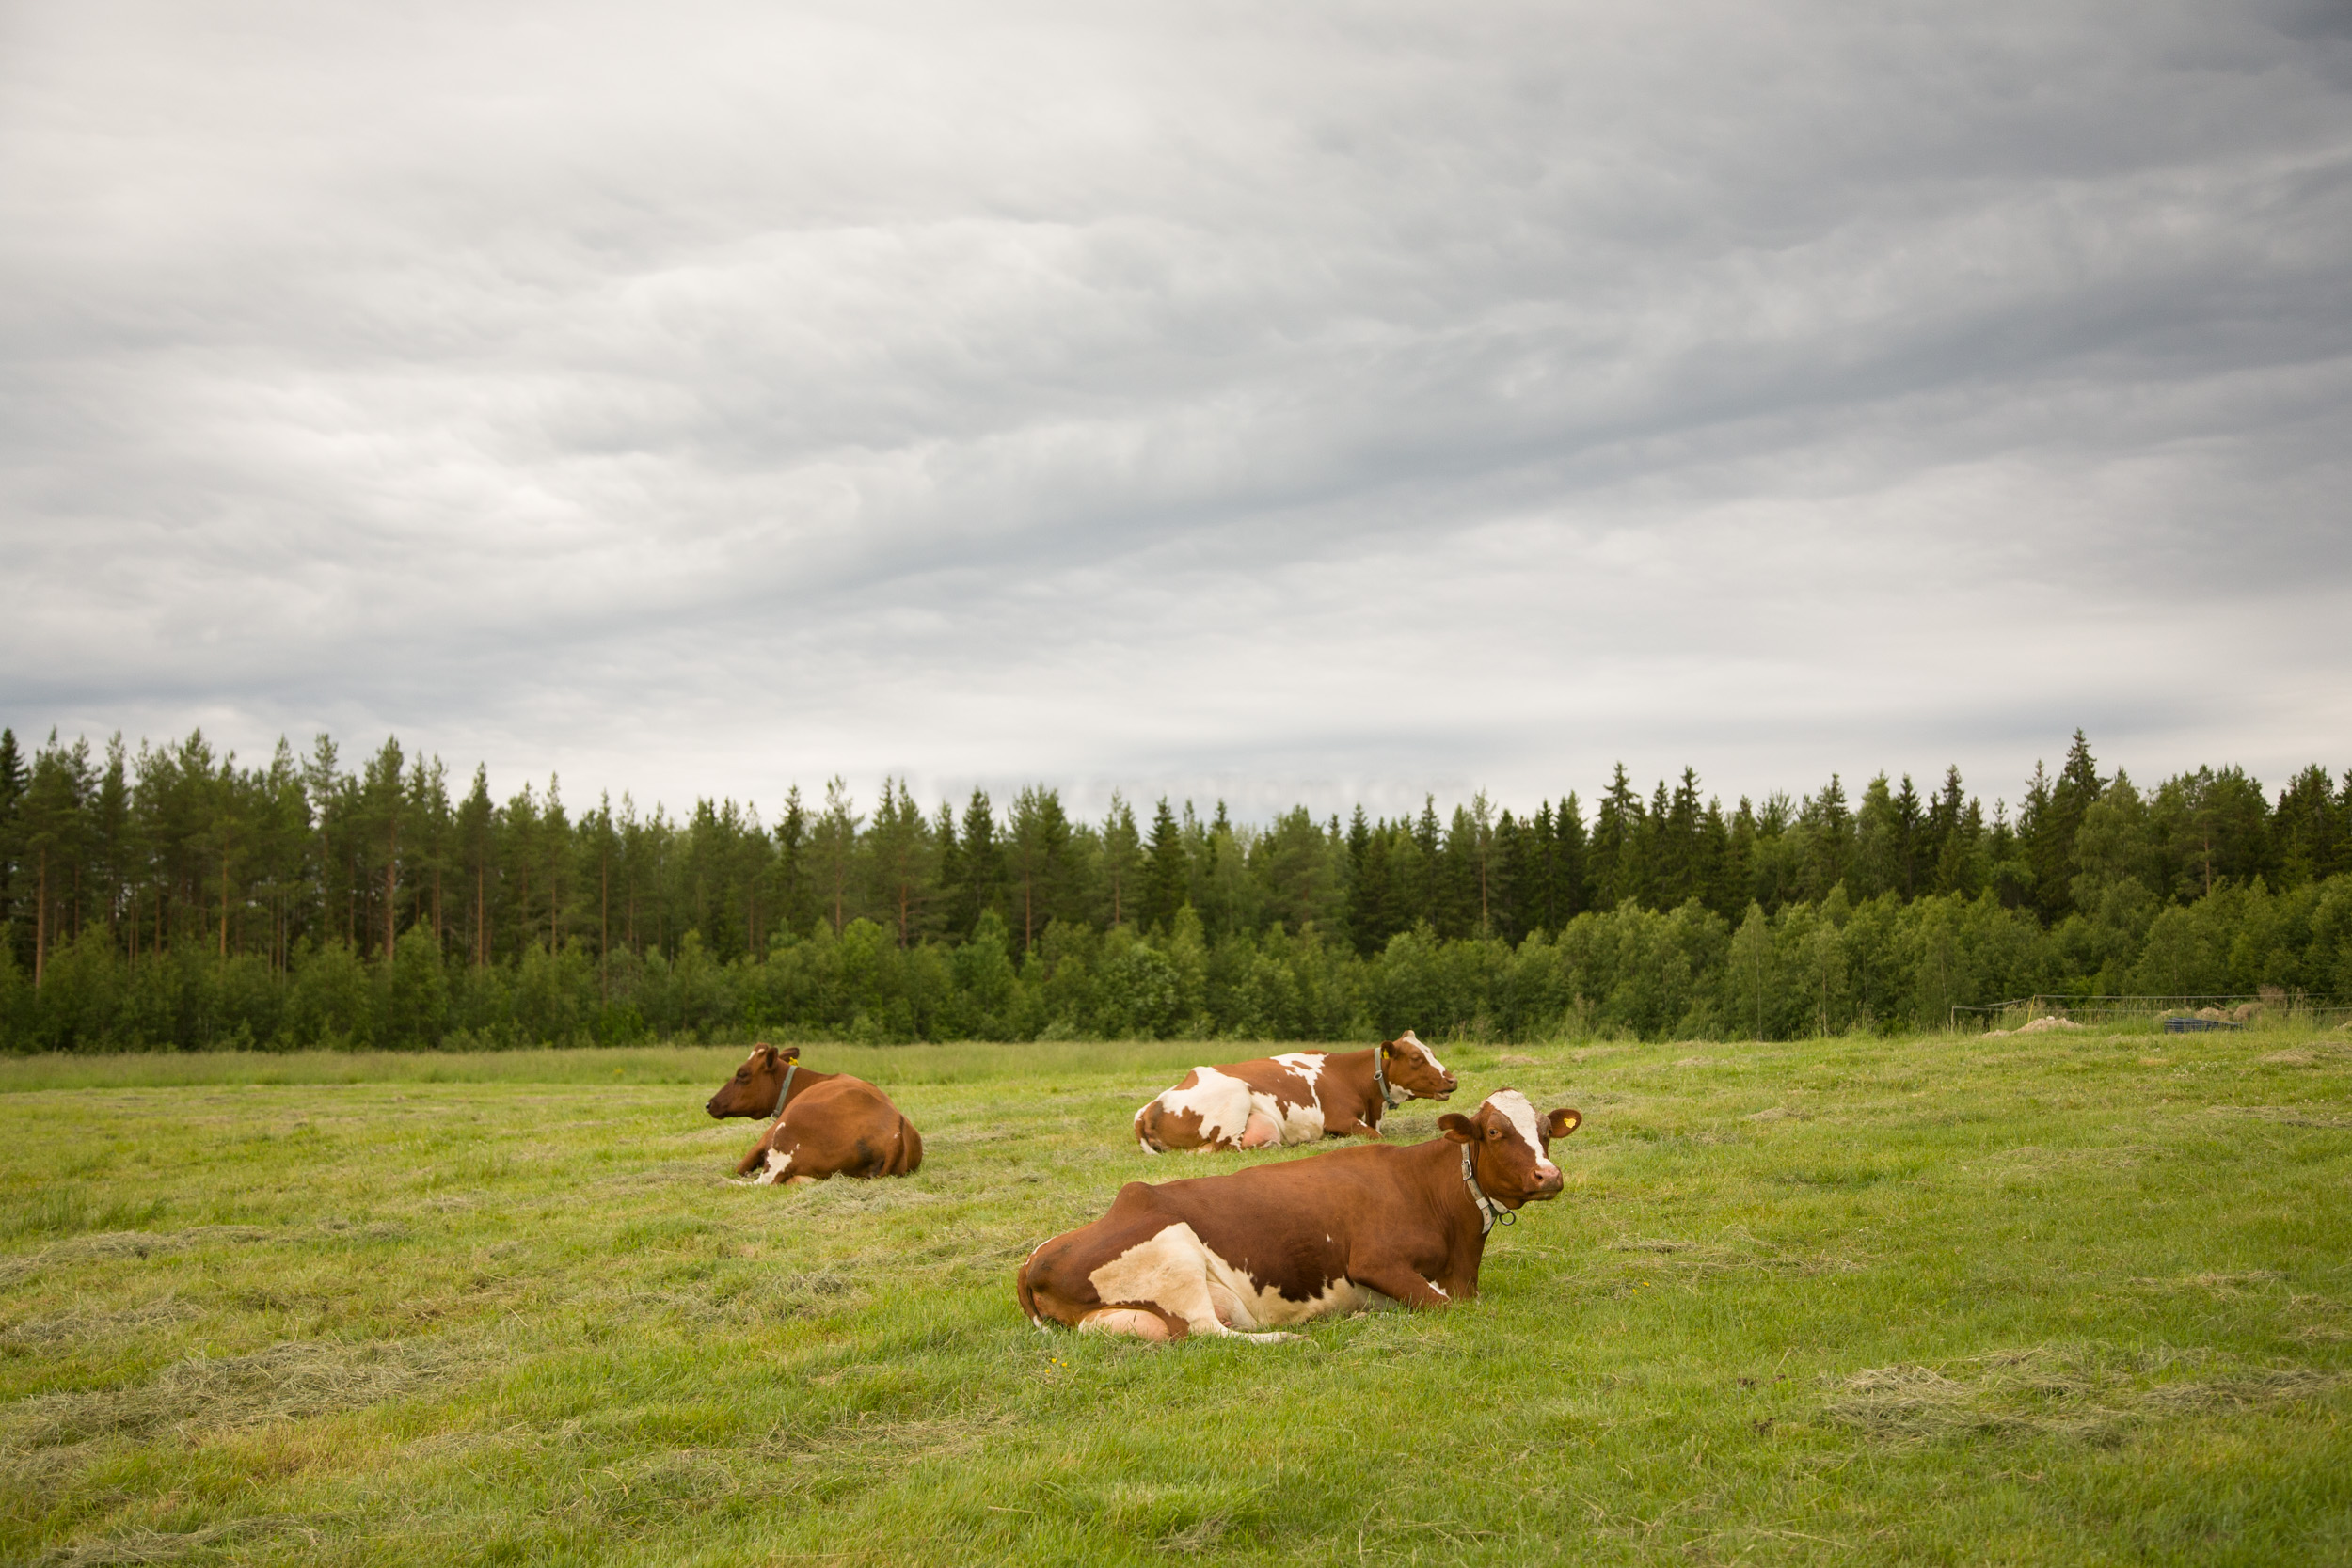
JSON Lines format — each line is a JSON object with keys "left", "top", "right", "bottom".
{"left": 761, "top": 786, "right": 801, "bottom": 941}
{"left": 1006, "top": 785, "right": 1071, "bottom": 952}
{"left": 2272, "top": 765, "right": 2340, "bottom": 890}
{"left": 539, "top": 774, "right": 572, "bottom": 954}
{"left": 1436, "top": 802, "right": 1480, "bottom": 937}
{"left": 931, "top": 800, "right": 962, "bottom": 933}
{"left": 458, "top": 767, "right": 494, "bottom": 964}
{"left": 2032, "top": 729, "right": 2103, "bottom": 921}
{"left": 1698, "top": 795, "right": 1733, "bottom": 918}
{"left": 1853, "top": 774, "right": 1899, "bottom": 899}
{"left": 1592, "top": 766, "right": 1639, "bottom": 910}
{"left": 2338, "top": 768, "right": 2352, "bottom": 880}
{"left": 1493, "top": 808, "right": 1530, "bottom": 942}
{"left": 1925, "top": 767, "right": 1964, "bottom": 891}
{"left": 869, "top": 779, "right": 935, "bottom": 948}
{"left": 1634, "top": 780, "right": 1671, "bottom": 909}
{"left": 1556, "top": 792, "right": 1591, "bottom": 920}
{"left": 954, "top": 788, "right": 1002, "bottom": 940}
{"left": 1099, "top": 793, "right": 1141, "bottom": 927}
{"left": 1348, "top": 821, "right": 1392, "bottom": 954}
{"left": 1661, "top": 768, "right": 1702, "bottom": 907}
{"left": 1726, "top": 798, "right": 1758, "bottom": 915}
{"left": 503, "top": 780, "right": 543, "bottom": 963}
{"left": 1530, "top": 801, "right": 1559, "bottom": 934}
{"left": 20, "top": 732, "right": 90, "bottom": 986}
{"left": 1893, "top": 774, "right": 1924, "bottom": 898}
{"left": 1802, "top": 774, "right": 1851, "bottom": 900}
{"left": 0, "top": 728, "right": 24, "bottom": 951}
{"left": 1142, "top": 797, "right": 1185, "bottom": 933}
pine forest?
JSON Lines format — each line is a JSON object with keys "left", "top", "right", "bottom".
{"left": 1, "top": 725, "right": 2347, "bottom": 1053}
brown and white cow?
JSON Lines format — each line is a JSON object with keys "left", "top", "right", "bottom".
{"left": 1021, "top": 1089, "right": 1580, "bottom": 1340}
{"left": 705, "top": 1044, "right": 924, "bottom": 1185}
{"left": 1131, "top": 1032, "right": 1457, "bottom": 1153}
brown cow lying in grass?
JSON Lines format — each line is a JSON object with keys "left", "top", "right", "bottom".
{"left": 706, "top": 1044, "right": 924, "bottom": 1185}
{"left": 1021, "top": 1088, "right": 1579, "bottom": 1340}
{"left": 1132, "top": 1031, "right": 1457, "bottom": 1152}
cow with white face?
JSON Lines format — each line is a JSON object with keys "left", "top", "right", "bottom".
{"left": 1020, "top": 1089, "right": 1580, "bottom": 1341}
{"left": 706, "top": 1044, "right": 924, "bottom": 1185}
{"left": 1132, "top": 1032, "right": 1457, "bottom": 1153}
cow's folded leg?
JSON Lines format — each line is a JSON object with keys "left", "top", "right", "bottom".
{"left": 1350, "top": 1262, "right": 1454, "bottom": 1309}
{"left": 750, "top": 1142, "right": 803, "bottom": 1186}
{"left": 1079, "top": 1305, "right": 1184, "bottom": 1341}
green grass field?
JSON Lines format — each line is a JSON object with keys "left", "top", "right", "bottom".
{"left": 4, "top": 1025, "right": 2350, "bottom": 1566}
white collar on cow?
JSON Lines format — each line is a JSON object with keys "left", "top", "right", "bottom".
{"left": 770, "top": 1060, "right": 799, "bottom": 1119}
{"left": 1375, "top": 1047, "right": 1400, "bottom": 1109}
{"left": 1462, "top": 1143, "right": 1514, "bottom": 1234}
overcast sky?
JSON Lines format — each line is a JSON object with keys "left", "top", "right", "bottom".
{"left": 3, "top": 0, "right": 2348, "bottom": 824}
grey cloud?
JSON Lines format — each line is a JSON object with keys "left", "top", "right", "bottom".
{"left": 3, "top": 0, "right": 2348, "bottom": 820}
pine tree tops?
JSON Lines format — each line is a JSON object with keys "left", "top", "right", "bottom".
{"left": 0, "top": 725, "right": 2345, "bottom": 1000}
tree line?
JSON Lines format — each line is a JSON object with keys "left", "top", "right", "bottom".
{"left": 0, "top": 724, "right": 2345, "bottom": 1051}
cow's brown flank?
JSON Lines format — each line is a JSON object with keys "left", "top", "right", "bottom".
{"left": 707, "top": 1044, "right": 924, "bottom": 1184}
{"left": 1024, "top": 1088, "right": 1579, "bottom": 1340}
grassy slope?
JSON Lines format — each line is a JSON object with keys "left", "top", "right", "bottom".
{"left": 2, "top": 1029, "right": 2348, "bottom": 1567}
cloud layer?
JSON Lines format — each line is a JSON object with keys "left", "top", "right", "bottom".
{"left": 4, "top": 0, "right": 2348, "bottom": 820}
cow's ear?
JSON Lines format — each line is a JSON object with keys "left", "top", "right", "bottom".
{"left": 755, "top": 1044, "right": 778, "bottom": 1065}
{"left": 1438, "top": 1113, "right": 1475, "bottom": 1144}
{"left": 779, "top": 1046, "right": 802, "bottom": 1063}
{"left": 1547, "top": 1108, "right": 1581, "bottom": 1138}
{"left": 1379, "top": 1039, "right": 1396, "bottom": 1057}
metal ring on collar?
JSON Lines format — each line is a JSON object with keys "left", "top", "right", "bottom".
{"left": 1461, "top": 1142, "right": 1514, "bottom": 1232}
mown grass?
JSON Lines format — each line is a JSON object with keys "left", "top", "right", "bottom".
{"left": 3, "top": 1027, "right": 2349, "bottom": 1565}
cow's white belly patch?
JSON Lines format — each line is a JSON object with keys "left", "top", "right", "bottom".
{"left": 1272, "top": 1099, "right": 1327, "bottom": 1145}
{"left": 1232, "top": 1272, "right": 1381, "bottom": 1326}
{"left": 1265, "top": 1053, "right": 1329, "bottom": 1144}
{"left": 754, "top": 1147, "right": 794, "bottom": 1186}
{"left": 1088, "top": 1222, "right": 1381, "bottom": 1334}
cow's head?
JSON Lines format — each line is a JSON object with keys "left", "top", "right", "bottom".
{"left": 1440, "top": 1089, "right": 1579, "bottom": 1208}
{"left": 1381, "top": 1030, "right": 1458, "bottom": 1101}
{"left": 707, "top": 1044, "right": 801, "bottom": 1119}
